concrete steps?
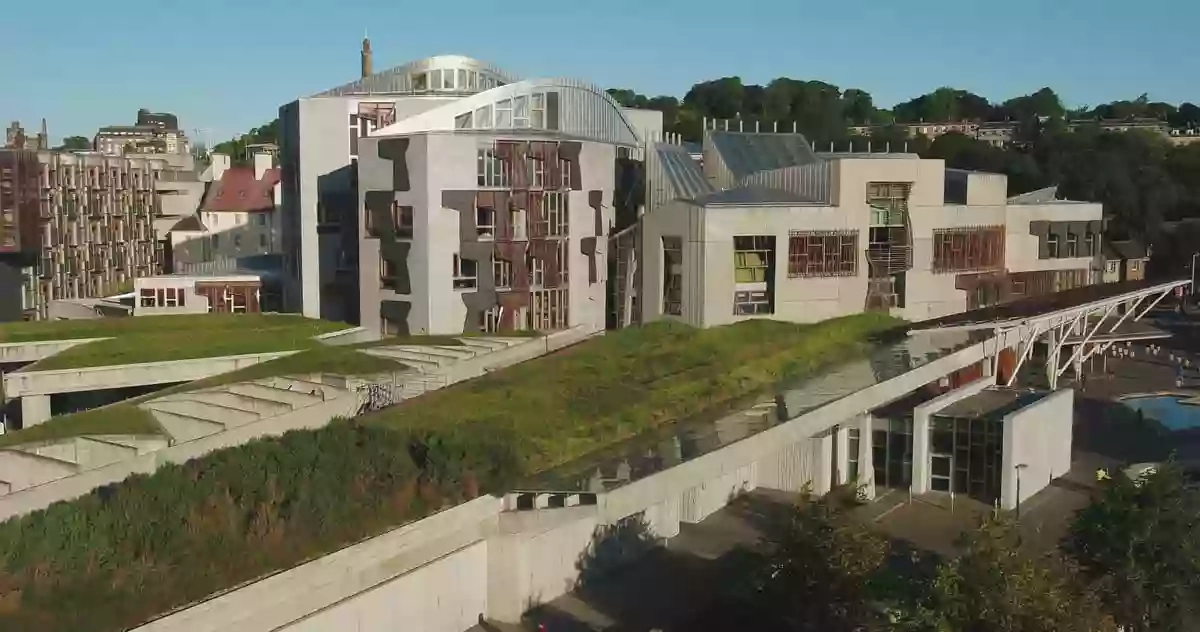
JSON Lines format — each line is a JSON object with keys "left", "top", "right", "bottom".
{"left": 225, "top": 382, "right": 328, "bottom": 408}
{"left": 147, "top": 408, "right": 228, "bottom": 443}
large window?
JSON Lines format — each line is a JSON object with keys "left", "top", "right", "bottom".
{"left": 452, "top": 254, "right": 478, "bottom": 290}
{"left": 662, "top": 236, "right": 683, "bottom": 316}
{"left": 931, "top": 227, "right": 1004, "bottom": 273}
{"left": 1046, "top": 233, "right": 1060, "bottom": 258}
{"left": 787, "top": 230, "right": 857, "bottom": 277}
{"left": 533, "top": 192, "right": 568, "bottom": 237}
{"left": 495, "top": 99, "right": 513, "bottom": 128}
{"left": 847, "top": 428, "right": 861, "bottom": 483}
{"left": 866, "top": 181, "right": 911, "bottom": 226}
{"left": 477, "top": 148, "right": 509, "bottom": 187}
{"left": 391, "top": 202, "right": 414, "bottom": 238}
{"left": 530, "top": 288, "right": 569, "bottom": 330}
{"left": 1066, "top": 233, "right": 1078, "bottom": 257}
{"left": 493, "top": 258, "right": 513, "bottom": 289}
{"left": 733, "top": 236, "right": 774, "bottom": 284}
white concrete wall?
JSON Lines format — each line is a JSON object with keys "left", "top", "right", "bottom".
{"left": 133, "top": 275, "right": 261, "bottom": 316}
{"left": 0, "top": 450, "right": 77, "bottom": 491}
{"left": 5, "top": 351, "right": 300, "bottom": 398}
{"left": 901, "top": 203, "right": 1007, "bottom": 322}
{"left": 0, "top": 338, "right": 109, "bottom": 364}
{"left": 1004, "top": 202, "right": 1103, "bottom": 273}
{"left": 1001, "top": 389, "right": 1074, "bottom": 510}
{"left": 132, "top": 497, "right": 501, "bottom": 632}
{"left": 487, "top": 506, "right": 601, "bottom": 622}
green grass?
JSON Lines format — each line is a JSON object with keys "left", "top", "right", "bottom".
{"left": 0, "top": 405, "right": 161, "bottom": 449}
{"left": 16, "top": 314, "right": 347, "bottom": 371}
{"left": 361, "top": 312, "right": 902, "bottom": 475}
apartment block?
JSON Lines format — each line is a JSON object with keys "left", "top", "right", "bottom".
{"left": 631, "top": 130, "right": 1104, "bottom": 327}
{"left": 279, "top": 45, "right": 661, "bottom": 324}
{"left": 0, "top": 149, "right": 171, "bottom": 320}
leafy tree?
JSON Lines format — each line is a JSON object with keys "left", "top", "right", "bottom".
{"left": 723, "top": 487, "right": 892, "bottom": 631}
{"left": 1066, "top": 463, "right": 1200, "bottom": 632}
{"left": 212, "top": 119, "right": 280, "bottom": 165}
{"left": 924, "top": 518, "right": 1118, "bottom": 632}
{"left": 55, "top": 135, "right": 91, "bottom": 151}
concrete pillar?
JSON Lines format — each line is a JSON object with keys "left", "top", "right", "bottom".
{"left": 21, "top": 395, "right": 51, "bottom": 427}
{"left": 858, "top": 414, "right": 876, "bottom": 501}
{"left": 813, "top": 432, "right": 833, "bottom": 495}
{"left": 834, "top": 424, "right": 850, "bottom": 486}
{"left": 911, "top": 407, "right": 931, "bottom": 495}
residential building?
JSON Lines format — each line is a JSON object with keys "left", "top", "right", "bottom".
{"left": 0, "top": 148, "right": 174, "bottom": 321}
{"left": 630, "top": 128, "right": 1104, "bottom": 328}
{"left": 169, "top": 152, "right": 281, "bottom": 269}
{"left": 279, "top": 43, "right": 662, "bottom": 323}
{"left": 976, "top": 121, "right": 1018, "bottom": 147}
{"left": 134, "top": 272, "right": 269, "bottom": 315}
{"left": 1067, "top": 117, "right": 1170, "bottom": 135}
{"left": 4, "top": 119, "right": 49, "bottom": 151}
{"left": 1169, "top": 128, "right": 1200, "bottom": 146}
{"left": 94, "top": 109, "right": 191, "bottom": 157}
{"left": 1102, "top": 239, "right": 1149, "bottom": 283}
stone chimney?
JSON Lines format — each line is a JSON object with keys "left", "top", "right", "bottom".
{"left": 209, "top": 153, "right": 231, "bottom": 182}
{"left": 253, "top": 152, "right": 273, "bottom": 180}
{"left": 361, "top": 37, "right": 373, "bottom": 79}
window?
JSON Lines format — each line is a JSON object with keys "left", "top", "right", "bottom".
{"left": 1084, "top": 231, "right": 1095, "bottom": 256}
{"left": 212, "top": 234, "right": 220, "bottom": 249}
{"left": 453, "top": 254, "right": 478, "bottom": 289}
{"left": 256, "top": 214, "right": 267, "bottom": 226}
{"left": 411, "top": 72, "right": 428, "bottom": 91}
{"left": 533, "top": 192, "right": 568, "bottom": 237}
{"left": 454, "top": 113, "right": 472, "bottom": 129}
{"left": 531, "top": 93, "right": 546, "bottom": 128}
{"left": 733, "top": 236, "right": 773, "bottom": 284}
{"left": 457, "top": 69, "right": 467, "bottom": 90}
{"left": 529, "top": 254, "right": 546, "bottom": 287}
{"left": 380, "top": 255, "right": 397, "bottom": 287}
{"left": 474, "top": 105, "right": 493, "bottom": 129}
{"left": 234, "top": 235, "right": 242, "bottom": 247}
{"left": 476, "top": 205, "right": 496, "bottom": 239}
{"left": 495, "top": 99, "right": 513, "bottom": 128}
{"left": 443, "top": 69, "right": 455, "bottom": 90}
{"left": 493, "top": 258, "right": 513, "bottom": 288}
{"left": 931, "top": 227, "right": 1004, "bottom": 273}
{"left": 530, "top": 288, "right": 569, "bottom": 330}
{"left": 1046, "top": 234, "right": 1059, "bottom": 258}
{"left": 733, "top": 290, "right": 772, "bottom": 315}
{"left": 139, "top": 288, "right": 156, "bottom": 307}
{"left": 480, "top": 306, "right": 503, "bottom": 333}
{"left": 867, "top": 181, "right": 911, "bottom": 225}
{"left": 1131, "top": 259, "right": 1141, "bottom": 272}
{"left": 430, "top": 70, "right": 442, "bottom": 90}
{"left": 787, "top": 231, "right": 857, "bottom": 277}
{"left": 260, "top": 234, "right": 268, "bottom": 248}
{"left": 1107, "top": 260, "right": 1119, "bottom": 274}
{"left": 392, "top": 202, "right": 414, "bottom": 238}
{"left": 477, "top": 148, "right": 509, "bottom": 187}
{"left": 1066, "top": 233, "right": 1078, "bottom": 257}
{"left": 530, "top": 157, "right": 546, "bottom": 188}
{"left": 848, "top": 428, "right": 861, "bottom": 483}
{"left": 513, "top": 95, "right": 530, "bottom": 128}
{"left": 662, "top": 237, "right": 683, "bottom": 316}
{"left": 559, "top": 158, "right": 573, "bottom": 189}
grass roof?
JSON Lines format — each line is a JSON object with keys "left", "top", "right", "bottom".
{"left": 0, "top": 313, "right": 902, "bottom": 632}
{"left": 14, "top": 314, "right": 347, "bottom": 371}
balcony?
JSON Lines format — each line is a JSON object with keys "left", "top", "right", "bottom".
{"left": 865, "top": 245, "right": 913, "bottom": 277}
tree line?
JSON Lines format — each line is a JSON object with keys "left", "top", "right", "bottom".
{"left": 610, "top": 80, "right": 1200, "bottom": 271}
{"left": 690, "top": 463, "right": 1200, "bottom": 632}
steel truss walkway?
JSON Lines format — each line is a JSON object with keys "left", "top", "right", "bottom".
{"left": 910, "top": 279, "right": 1193, "bottom": 389}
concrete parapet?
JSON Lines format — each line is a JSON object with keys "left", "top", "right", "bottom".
{"left": 0, "top": 337, "right": 111, "bottom": 365}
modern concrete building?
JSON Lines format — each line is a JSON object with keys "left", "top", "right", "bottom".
{"left": 279, "top": 43, "right": 661, "bottom": 324}
{"left": 134, "top": 272, "right": 270, "bottom": 315}
{"left": 628, "top": 129, "right": 1104, "bottom": 328}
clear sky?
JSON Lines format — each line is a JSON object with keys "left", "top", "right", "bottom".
{"left": 2, "top": 0, "right": 1196, "bottom": 146}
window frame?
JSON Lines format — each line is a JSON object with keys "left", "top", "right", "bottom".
{"left": 787, "top": 230, "right": 858, "bottom": 278}
{"left": 493, "top": 257, "right": 513, "bottom": 289}
{"left": 733, "top": 290, "right": 772, "bottom": 315}
{"left": 733, "top": 235, "right": 773, "bottom": 284}
{"left": 452, "top": 254, "right": 478, "bottom": 290}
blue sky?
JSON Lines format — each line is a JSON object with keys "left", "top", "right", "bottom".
{"left": 2, "top": 0, "right": 1195, "bottom": 146}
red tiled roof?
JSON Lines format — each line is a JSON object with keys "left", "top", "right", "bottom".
{"left": 201, "top": 166, "right": 280, "bottom": 213}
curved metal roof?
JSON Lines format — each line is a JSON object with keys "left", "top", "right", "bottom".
{"left": 372, "top": 78, "right": 644, "bottom": 147}
{"left": 314, "top": 55, "right": 520, "bottom": 97}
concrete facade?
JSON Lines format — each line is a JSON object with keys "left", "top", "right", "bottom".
{"left": 637, "top": 136, "right": 1104, "bottom": 328}
{"left": 279, "top": 53, "right": 661, "bottom": 325}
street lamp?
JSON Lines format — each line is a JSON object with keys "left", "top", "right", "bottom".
{"left": 1014, "top": 463, "right": 1029, "bottom": 519}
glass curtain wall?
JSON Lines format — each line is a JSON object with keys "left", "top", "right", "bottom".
{"left": 929, "top": 415, "right": 1003, "bottom": 504}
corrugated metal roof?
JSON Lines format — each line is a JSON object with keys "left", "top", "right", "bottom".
{"left": 708, "top": 131, "right": 819, "bottom": 179}
{"left": 691, "top": 185, "right": 819, "bottom": 207}
{"left": 654, "top": 142, "right": 714, "bottom": 200}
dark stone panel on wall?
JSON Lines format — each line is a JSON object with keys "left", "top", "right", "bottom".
{"left": 581, "top": 237, "right": 598, "bottom": 284}
{"left": 588, "top": 190, "right": 604, "bottom": 236}
{"left": 558, "top": 142, "right": 583, "bottom": 191}
{"left": 380, "top": 240, "right": 412, "bottom": 294}
{"left": 1029, "top": 219, "right": 1105, "bottom": 259}
{"left": 377, "top": 138, "right": 411, "bottom": 192}
{"left": 380, "top": 300, "right": 412, "bottom": 335}
{"left": 364, "top": 190, "right": 395, "bottom": 239}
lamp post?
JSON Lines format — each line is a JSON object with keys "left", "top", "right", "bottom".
{"left": 1014, "top": 463, "right": 1029, "bottom": 519}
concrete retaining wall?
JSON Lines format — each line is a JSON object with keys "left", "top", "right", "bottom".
{"left": 5, "top": 351, "right": 302, "bottom": 398}
{"left": 313, "top": 326, "right": 377, "bottom": 347}
{"left": 1002, "top": 389, "right": 1074, "bottom": 510}
{"left": 0, "top": 338, "right": 110, "bottom": 365}
{"left": 131, "top": 497, "right": 502, "bottom": 632}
